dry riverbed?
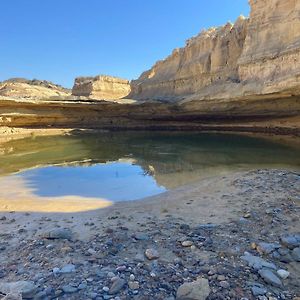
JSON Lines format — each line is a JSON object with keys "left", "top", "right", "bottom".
{"left": 0, "top": 169, "right": 299, "bottom": 299}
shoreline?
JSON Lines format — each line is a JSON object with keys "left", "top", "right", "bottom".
{"left": 0, "top": 119, "right": 299, "bottom": 144}
{"left": 0, "top": 169, "right": 299, "bottom": 299}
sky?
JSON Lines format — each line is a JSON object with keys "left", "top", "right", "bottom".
{"left": 0, "top": 0, "right": 250, "bottom": 88}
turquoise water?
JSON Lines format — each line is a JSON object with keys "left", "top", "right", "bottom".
{"left": 0, "top": 132, "right": 299, "bottom": 201}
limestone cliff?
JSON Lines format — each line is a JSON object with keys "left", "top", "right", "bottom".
{"left": 130, "top": 0, "right": 300, "bottom": 104}
{"left": 0, "top": 78, "right": 71, "bottom": 99}
{"left": 238, "top": 0, "right": 300, "bottom": 84}
{"left": 130, "top": 16, "right": 248, "bottom": 100}
{"left": 72, "top": 75, "right": 131, "bottom": 100}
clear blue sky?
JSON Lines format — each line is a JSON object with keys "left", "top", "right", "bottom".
{"left": 0, "top": 0, "right": 250, "bottom": 88}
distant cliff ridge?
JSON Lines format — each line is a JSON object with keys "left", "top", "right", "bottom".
{"left": 72, "top": 75, "right": 131, "bottom": 100}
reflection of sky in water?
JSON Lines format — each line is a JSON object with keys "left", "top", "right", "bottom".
{"left": 1, "top": 132, "right": 300, "bottom": 202}
{"left": 19, "top": 162, "right": 166, "bottom": 201}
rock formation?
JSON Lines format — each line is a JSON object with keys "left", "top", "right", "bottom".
{"left": 0, "top": 78, "right": 71, "bottom": 100}
{"left": 130, "top": 16, "right": 248, "bottom": 100}
{"left": 72, "top": 75, "right": 131, "bottom": 100}
{"left": 0, "top": 0, "right": 300, "bottom": 134}
{"left": 130, "top": 0, "right": 300, "bottom": 105}
{"left": 238, "top": 0, "right": 300, "bottom": 84}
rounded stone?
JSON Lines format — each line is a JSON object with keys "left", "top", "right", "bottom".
{"left": 182, "top": 241, "right": 193, "bottom": 247}
{"left": 145, "top": 248, "right": 159, "bottom": 260}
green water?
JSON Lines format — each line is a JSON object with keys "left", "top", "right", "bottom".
{"left": 0, "top": 132, "right": 299, "bottom": 201}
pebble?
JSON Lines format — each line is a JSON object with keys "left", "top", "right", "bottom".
{"left": 258, "top": 268, "right": 282, "bottom": 287}
{"left": 145, "top": 248, "right": 159, "bottom": 260}
{"left": 109, "top": 278, "right": 126, "bottom": 295}
{"left": 89, "top": 292, "right": 98, "bottom": 299}
{"left": 62, "top": 285, "right": 78, "bottom": 293}
{"left": 277, "top": 269, "right": 290, "bottom": 279}
{"left": 133, "top": 233, "right": 149, "bottom": 240}
{"left": 107, "top": 272, "right": 115, "bottom": 278}
{"left": 87, "top": 248, "right": 97, "bottom": 255}
{"left": 176, "top": 278, "right": 210, "bottom": 300}
{"left": 219, "top": 281, "right": 230, "bottom": 288}
{"left": 280, "top": 234, "right": 300, "bottom": 249}
{"left": 257, "top": 242, "right": 280, "bottom": 254}
{"left": 78, "top": 283, "right": 87, "bottom": 290}
{"left": 52, "top": 267, "right": 60, "bottom": 275}
{"left": 42, "top": 228, "right": 73, "bottom": 240}
{"left": 251, "top": 286, "right": 267, "bottom": 296}
{"left": 182, "top": 241, "right": 193, "bottom": 247}
{"left": 217, "top": 275, "right": 226, "bottom": 281}
{"left": 46, "top": 244, "right": 54, "bottom": 250}
{"left": 128, "top": 281, "right": 139, "bottom": 290}
{"left": 129, "top": 274, "right": 135, "bottom": 281}
{"left": 291, "top": 247, "right": 300, "bottom": 261}
{"left": 241, "top": 252, "right": 276, "bottom": 270}
{"left": 59, "top": 264, "right": 76, "bottom": 273}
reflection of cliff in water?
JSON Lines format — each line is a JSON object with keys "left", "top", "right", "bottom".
{"left": 0, "top": 132, "right": 299, "bottom": 189}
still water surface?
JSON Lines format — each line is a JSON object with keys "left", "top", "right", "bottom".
{"left": 0, "top": 132, "right": 299, "bottom": 201}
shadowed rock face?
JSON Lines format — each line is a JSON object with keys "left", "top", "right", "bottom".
{"left": 130, "top": 0, "right": 300, "bottom": 106}
{"left": 72, "top": 75, "right": 131, "bottom": 100}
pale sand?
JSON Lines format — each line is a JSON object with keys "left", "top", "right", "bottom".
{"left": 0, "top": 170, "right": 291, "bottom": 242}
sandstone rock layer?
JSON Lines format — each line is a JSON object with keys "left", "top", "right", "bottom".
{"left": 72, "top": 75, "right": 131, "bottom": 100}
{"left": 130, "top": 16, "right": 248, "bottom": 100}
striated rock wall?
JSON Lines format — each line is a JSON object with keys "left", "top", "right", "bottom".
{"left": 130, "top": 16, "right": 248, "bottom": 100}
{"left": 238, "top": 0, "right": 300, "bottom": 83}
{"left": 72, "top": 75, "right": 131, "bottom": 100}
{"left": 130, "top": 0, "right": 300, "bottom": 103}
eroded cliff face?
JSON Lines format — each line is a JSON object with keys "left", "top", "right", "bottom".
{"left": 130, "top": 0, "right": 300, "bottom": 104}
{"left": 238, "top": 0, "right": 300, "bottom": 84}
{"left": 130, "top": 16, "right": 248, "bottom": 100}
{"left": 72, "top": 75, "right": 131, "bottom": 100}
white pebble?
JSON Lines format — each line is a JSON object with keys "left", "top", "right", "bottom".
{"left": 129, "top": 274, "right": 135, "bottom": 281}
{"left": 277, "top": 269, "right": 290, "bottom": 279}
{"left": 102, "top": 286, "right": 109, "bottom": 292}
